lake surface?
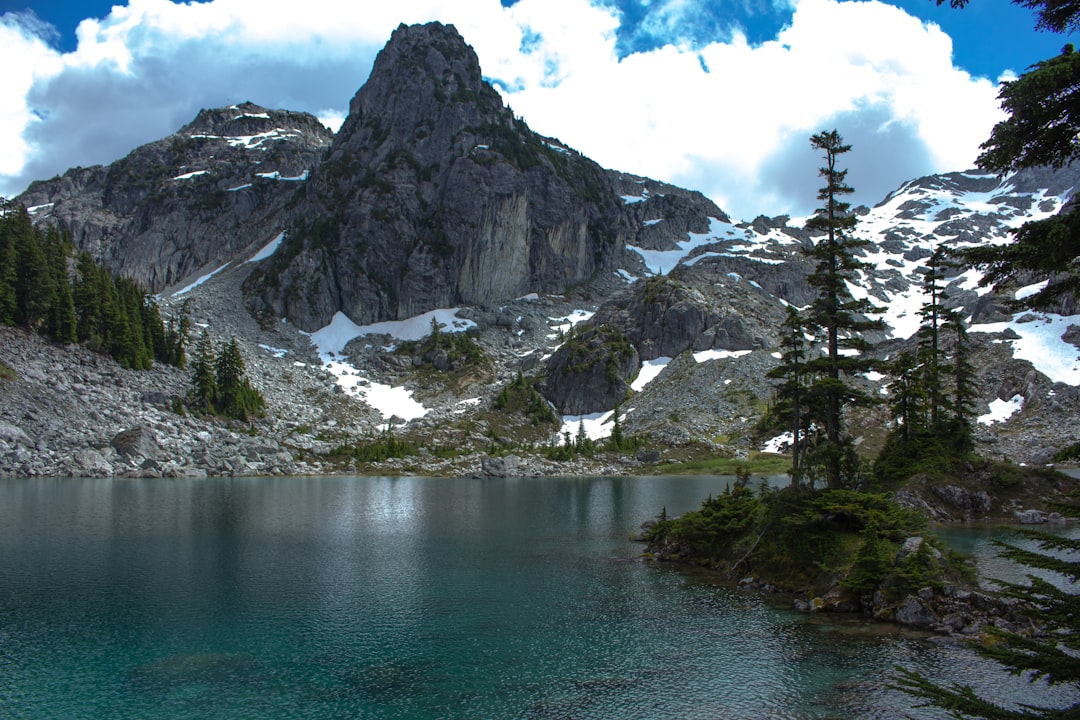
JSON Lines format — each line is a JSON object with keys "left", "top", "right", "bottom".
{"left": 0, "top": 475, "right": 1073, "bottom": 719}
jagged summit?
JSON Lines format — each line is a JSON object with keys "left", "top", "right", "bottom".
{"left": 243, "top": 21, "right": 658, "bottom": 331}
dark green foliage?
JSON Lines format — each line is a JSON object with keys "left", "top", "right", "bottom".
{"left": 648, "top": 487, "right": 930, "bottom": 591}
{"left": 961, "top": 201, "right": 1080, "bottom": 311}
{"left": 215, "top": 338, "right": 265, "bottom": 421}
{"left": 494, "top": 371, "right": 558, "bottom": 426}
{"left": 190, "top": 331, "right": 217, "bottom": 411}
{"left": 945, "top": 26, "right": 1080, "bottom": 310}
{"left": 1053, "top": 441, "right": 1080, "bottom": 462}
{"left": 876, "top": 248, "right": 976, "bottom": 485}
{"left": 800, "top": 130, "right": 885, "bottom": 489}
{"left": 977, "top": 43, "right": 1080, "bottom": 174}
{"left": 188, "top": 333, "right": 265, "bottom": 421}
{"left": 331, "top": 424, "right": 417, "bottom": 463}
{"left": 843, "top": 518, "right": 891, "bottom": 595}
{"left": 0, "top": 200, "right": 178, "bottom": 369}
{"left": 396, "top": 323, "right": 487, "bottom": 369}
{"left": 763, "top": 305, "right": 812, "bottom": 485}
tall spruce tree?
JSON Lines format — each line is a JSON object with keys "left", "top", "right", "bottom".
{"left": 766, "top": 305, "right": 812, "bottom": 487}
{"left": 916, "top": 248, "right": 949, "bottom": 429}
{"left": 801, "top": 130, "right": 884, "bottom": 488}
{"left": 0, "top": 201, "right": 18, "bottom": 325}
{"left": 191, "top": 331, "right": 217, "bottom": 411}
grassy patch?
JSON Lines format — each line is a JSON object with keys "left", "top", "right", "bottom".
{"left": 0, "top": 360, "right": 16, "bottom": 381}
{"left": 652, "top": 452, "right": 792, "bottom": 476}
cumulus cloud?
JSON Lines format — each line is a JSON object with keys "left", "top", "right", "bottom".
{"left": 497, "top": 0, "right": 1004, "bottom": 217}
{"left": 1, "top": 0, "right": 1006, "bottom": 220}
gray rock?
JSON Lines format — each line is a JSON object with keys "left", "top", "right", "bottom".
{"left": 244, "top": 23, "right": 650, "bottom": 332}
{"left": 1015, "top": 509, "right": 1048, "bottom": 524}
{"left": 111, "top": 426, "right": 162, "bottom": 460}
{"left": 18, "top": 102, "right": 333, "bottom": 293}
{"left": 480, "top": 454, "right": 520, "bottom": 478}
{"left": 931, "top": 484, "right": 992, "bottom": 517}
{"left": 0, "top": 420, "right": 31, "bottom": 448}
{"left": 894, "top": 596, "right": 939, "bottom": 628}
{"left": 71, "top": 449, "right": 114, "bottom": 477}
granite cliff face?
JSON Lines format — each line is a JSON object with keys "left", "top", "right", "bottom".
{"left": 243, "top": 22, "right": 721, "bottom": 331}
{"left": 18, "top": 102, "right": 333, "bottom": 291}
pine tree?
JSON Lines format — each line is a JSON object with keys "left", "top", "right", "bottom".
{"left": 916, "top": 248, "right": 949, "bottom": 429}
{"left": 0, "top": 200, "right": 18, "bottom": 325}
{"left": 801, "top": 130, "right": 885, "bottom": 488}
{"left": 12, "top": 209, "right": 54, "bottom": 331}
{"left": 766, "top": 305, "right": 813, "bottom": 487}
{"left": 944, "top": 308, "right": 977, "bottom": 449}
{"left": 213, "top": 338, "right": 265, "bottom": 421}
{"left": 191, "top": 331, "right": 217, "bottom": 410}
{"left": 610, "top": 403, "right": 625, "bottom": 451}
{"left": 886, "top": 351, "right": 924, "bottom": 443}
{"left": 947, "top": 37, "right": 1080, "bottom": 310}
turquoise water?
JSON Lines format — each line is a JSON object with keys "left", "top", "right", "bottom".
{"left": 0, "top": 475, "right": 1072, "bottom": 719}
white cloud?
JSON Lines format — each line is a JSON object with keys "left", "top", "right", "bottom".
{"left": 0, "top": 13, "right": 61, "bottom": 177}
{"left": 1, "top": 0, "right": 1006, "bottom": 220}
{"left": 497, "top": 0, "right": 1005, "bottom": 217}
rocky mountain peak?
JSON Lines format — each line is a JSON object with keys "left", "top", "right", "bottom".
{"left": 335, "top": 22, "right": 503, "bottom": 160}
{"left": 244, "top": 22, "right": 643, "bottom": 331}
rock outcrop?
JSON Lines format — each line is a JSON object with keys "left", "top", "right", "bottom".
{"left": 18, "top": 102, "right": 333, "bottom": 292}
{"left": 243, "top": 22, "right": 714, "bottom": 331}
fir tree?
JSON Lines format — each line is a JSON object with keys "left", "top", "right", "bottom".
{"left": 766, "top": 305, "right": 812, "bottom": 486}
{"left": 916, "top": 248, "right": 949, "bottom": 429}
{"left": 0, "top": 199, "right": 19, "bottom": 325}
{"left": 886, "top": 351, "right": 923, "bottom": 443}
{"left": 944, "top": 308, "right": 977, "bottom": 448}
{"left": 212, "top": 338, "right": 265, "bottom": 421}
{"left": 191, "top": 331, "right": 217, "bottom": 410}
{"left": 801, "top": 130, "right": 885, "bottom": 488}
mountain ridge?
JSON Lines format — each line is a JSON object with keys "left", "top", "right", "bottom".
{"left": 3, "top": 21, "right": 1078, "bottom": 482}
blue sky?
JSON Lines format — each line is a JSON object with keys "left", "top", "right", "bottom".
{"left": 1, "top": 0, "right": 1075, "bottom": 219}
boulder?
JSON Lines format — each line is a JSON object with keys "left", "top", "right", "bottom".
{"left": 71, "top": 449, "right": 114, "bottom": 477}
{"left": 480, "top": 454, "right": 520, "bottom": 478}
{"left": 931, "top": 484, "right": 992, "bottom": 518}
{"left": 111, "top": 426, "right": 162, "bottom": 461}
{"left": 894, "top": 596, "right": 939, "bottom": 628}
{"left": 1015, "top": 509, "right": 1048, "bottom": 524}
{"left": 0, "top": 420, "right": 31, "bottom": 448}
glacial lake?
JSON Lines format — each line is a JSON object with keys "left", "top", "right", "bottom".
{"left": 0, "top": 474, "right": 1075, "bottom": 719}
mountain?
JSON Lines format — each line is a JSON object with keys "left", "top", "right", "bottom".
{"left": 242, "top": 22, "right": 725, "bottom": 331}
{"left": 17, "top": 102, "right": 333, "bottom": 291}
{"left": 3, "top": 22, "right": 1078, "bottom": 481}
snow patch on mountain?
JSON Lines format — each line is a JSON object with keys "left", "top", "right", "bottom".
{"left": 971, "top": 313, "right": 1080, "bottom": 385}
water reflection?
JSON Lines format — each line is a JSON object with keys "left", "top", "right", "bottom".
{"left": 0, "top": 475, "right": 1075, "bottom": 719}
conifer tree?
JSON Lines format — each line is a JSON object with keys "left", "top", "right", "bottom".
{"left": 12, "top": 208, "right": 54, "bottom": 331}
{"left": 944, "top": 308, "right": 977, "bottom": 449}
{"left": 766, "top": 305, "right": 813, "bottom": 486}
{"left": 886, "top": 351, "right": 923, "bottom": 443}
{"left": 0, "top": 201, "right": 18, "bottom": 325}
{"left": 209, "top": 337, "right": 265, "bottom": 420}
{"left": 191, "top": 331, "right": 217, "bottom": 410}
{"left": 801, "top": 130, "right": 884, "bottom": 488}
{"left": 916, "top": 248, "right": 949, "bottom": 429}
